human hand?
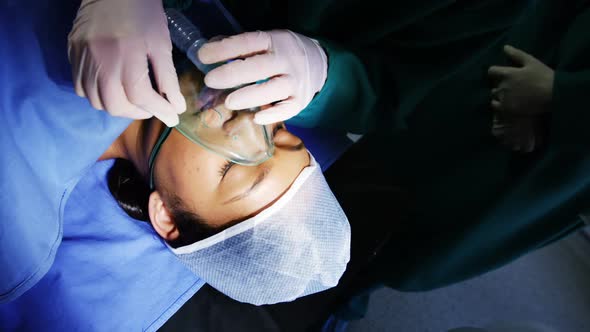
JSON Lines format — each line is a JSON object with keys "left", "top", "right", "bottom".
{"left": 68, "top": 0, "right": 186, "bottom": 127}
{"left": 197, "top": 30, "right": 328, "bottom": 125}
{"left": 491, "top": 113, "right": 546, "bottom": 153}
{"left": 488, "top": 45, "right": 554, "bottom": 152}
{"left": 488, "top": 45, "right": 554, "bottom": 116}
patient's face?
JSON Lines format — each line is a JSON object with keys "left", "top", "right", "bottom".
{"left": 153, "top": 68, "right": 310, "bottom": 227}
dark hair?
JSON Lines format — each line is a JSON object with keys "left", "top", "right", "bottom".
{"left": 107, "top": 158, "right": 221, "bottom": 248}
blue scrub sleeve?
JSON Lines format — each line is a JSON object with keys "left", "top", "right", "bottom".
{"left": 0, "top": 3, "right": 132, "bottom": 302}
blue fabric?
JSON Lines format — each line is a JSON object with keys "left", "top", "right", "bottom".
{"left": 0, "top": 1, "right": 133, "bottom": 302}
{"left": 0, "top": 160, "right": 204, "bottom": 331}
{"left": 0, "top": 2, "right": 204, "bottom": 330}
{"left": 286, "top": 125, "right": 353, "bottom": 172}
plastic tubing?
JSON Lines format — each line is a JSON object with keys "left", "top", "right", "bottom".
{"left": 165, "top": 8, "right": 212, "bottom": 73}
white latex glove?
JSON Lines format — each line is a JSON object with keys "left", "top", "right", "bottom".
{"left": 198, "top": 30, "right": 328, "bottom": 125}
{"left": 68, "top": 0, "right": 186, "bottom": 127}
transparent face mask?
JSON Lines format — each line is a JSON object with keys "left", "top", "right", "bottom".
{"left": 176, "top": 85, "right": 275, "bottom": 166}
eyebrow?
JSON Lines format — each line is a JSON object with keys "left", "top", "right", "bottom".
{"left": 222, "top": 167, "right": 271, "bottom": 205}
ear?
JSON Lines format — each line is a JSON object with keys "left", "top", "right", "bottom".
{"left": 148, "top": 191, "right": 179, "bottom": 241}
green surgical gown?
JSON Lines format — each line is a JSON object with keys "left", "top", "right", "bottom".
{"left": 222, "top": 0, "right": 590, "bottom": 292}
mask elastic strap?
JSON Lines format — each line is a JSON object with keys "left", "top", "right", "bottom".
{"left": 148, "top": 127, "right": 173, "bottom": 190}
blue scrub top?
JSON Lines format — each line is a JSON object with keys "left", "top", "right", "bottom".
{"left": 0, "top": 2, "right": 128, "bottom": 302}
{"left": 0, "top": 2, "right": 205, "bottom": 330}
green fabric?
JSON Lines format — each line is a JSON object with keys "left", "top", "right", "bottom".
{"left": 549, "top": 2, "right": 590, "bottom": 146}
{"left": 291, "top": 38, "right": 381, "bottom": 133}
{"left": 225, "top": 0, "right": 531, "bottom": 133}
{"left": 553, "top": 70, "right": 590, "bottom": 145}
{"left": 375, "top": 0, "right": 590, "bottom": 290}
{"left": 220, "top": 0, "right": 589, "bottom": 292}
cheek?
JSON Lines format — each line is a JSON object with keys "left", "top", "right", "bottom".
{"left": 273, "top": 129, "right": 303, "bottom": 147}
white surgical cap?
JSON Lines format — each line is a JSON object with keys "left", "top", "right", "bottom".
{"left": 170, "top": 153, "right": 351, "bottom": 305}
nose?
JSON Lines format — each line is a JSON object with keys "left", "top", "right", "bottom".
{"left": 222, "top": 111, "right": 255, "bottom": 135}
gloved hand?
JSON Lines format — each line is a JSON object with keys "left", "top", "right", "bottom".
{"left": 488, "top": 45, "right": 554, "bottom": 153}
{"left": 197, "top": 30, "right": 328, "bottom": 125}
{"left": 491, "top": 113, "right": 546, "bottom": 153}
{"left": 488, "top": 45, "right": 554, "bottom": 115}
{"left": 68, "top": 0, "right": 186, "bottom": 127}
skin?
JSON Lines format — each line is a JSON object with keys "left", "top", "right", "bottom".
{"left": 100, "top": 67, "right": 310, "bottom": 242}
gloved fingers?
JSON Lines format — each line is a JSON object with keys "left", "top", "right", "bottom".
{"left": 254, "top": 98, "right": 302, "bottom": 125}
{"left": 488, "top": 65, "right": 517, "bottom": 80}
{"left": 512, "top": 120, "right": 536, "bottom": 153}
{"left": 67, "top": 38, "right": 76, "bottom": 65}
{"left": 98, "top": 76, "right": 152, "bottom": 119}
{"left": 523, "top": 134, "right": 536, "bottom": 153}
{"left": 491, "top": 99, "right": 502, "bottom": 112}
{"left": 132, "top": 83, "right": 180, "bottom": 127}
{"left": 80, "top": 52, "right": 105, "bottom": 110}
{"left": 208, "top": 34, "right": 228, "bottom": 43}
{"left": 491, "top": 88, "right": 504, "bottom": 102}
{"left": 204, "top": 53, "right": 284, "bottom": 89}
{"left": 123, "top": 54, "right": 180, "bottom": 127}
{"left": 71, "top": 45, "right": 87, "bottom": 98}
{"left": 493, "top": 115, "right": 538, "bottom": 153}
{"left": 225, "top": 75, "right": 294, "bottom": 110}
{"left": 123, "top": 72, "right": 179, "bottom": 126}
{"left": 491, "top": 124, "right": 505, "bottom": 138}
{"left": 130, "top": 82, "right": 180, "bottom": 127}
{"left": 503, "top": 45, "right": 531, "bottom": 66}
{"left": 491, "top": 113, "right": 507, "bottom": 137}
{"left": 198, "top": 31, "right": 271, "bottom": 64}
{"left": 492, "top": 114, "right": 501, "bottom": 127}
{"left": 149, "top": 50, "right": 187, "bottom": 114}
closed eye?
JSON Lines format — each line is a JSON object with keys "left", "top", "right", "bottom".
{"left": 219, "top": 160, "right": 235, "bottom": 178}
